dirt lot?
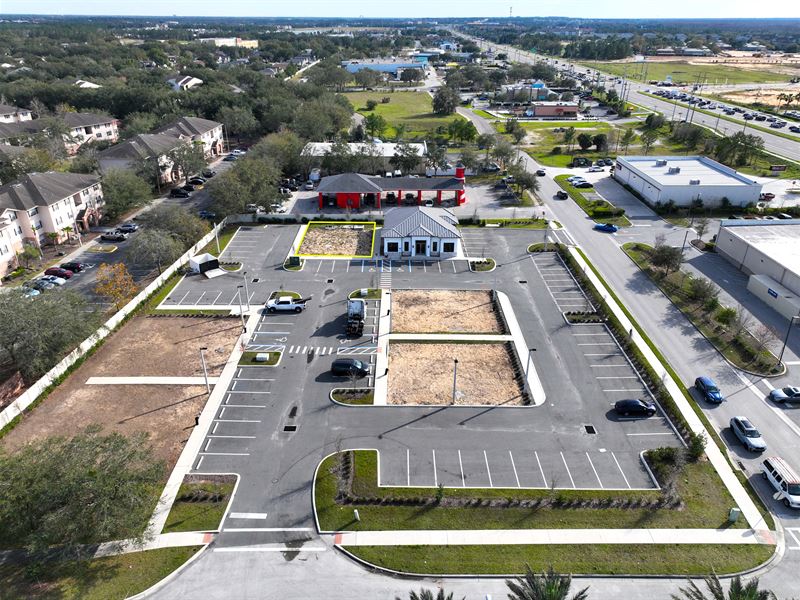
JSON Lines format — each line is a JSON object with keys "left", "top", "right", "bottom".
{"left": 721, "top": 88, "right": 799, "bottom": 108}
{"left": 1, "top": 316, "right": 240, "bottom": 467}
{"left": 298, "top": 223, "right": 374, "bottom": 256}
{"left": 391, "top": 290, "right": 504, "bottom": 334}
{"left": 387, "top": 342, "right": 524, "bottom": 406}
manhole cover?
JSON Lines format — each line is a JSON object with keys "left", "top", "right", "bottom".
{"left": 584, "top": 424, "right": 596, "bottom": 435}
{"left": 283, "top": 425, "right": 297, "bottom": 432}
{"left": 252, "top": 278, "right": 260, "bottom": 283}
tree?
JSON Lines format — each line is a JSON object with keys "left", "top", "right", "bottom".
{"left": 394, "top": 123, "right": 407, "bottom": 142}
{"left": 687, "top": 277, "right": 718, "bottom": 308}
{"left": 671, "top": 573, "right": 777, "bottom": 600}
{"left": 16, "top": 243, "right": 41, "bottom": 269}
{"left": 0, "top": 147, "right": 58, "bottom": 182}
{"left": 0, "top": 427, "right": 163, "bottom": 556}
{"left": 353, "top": 68, "right": 382, "bottom": 89}
{"left": 576, "top": 132, "right": 593, "bottom": 151}
{"left": 168, "top": 143, "right": 206, "bottom": 182}
{"left": 432, "top": 86, "right": 459, "bottom": 115}
{"left": 506, "top": 565, "right": 589, "bottom": 600}
{"left": 45, "top": 231, "right": 61, "bottom": 250}
{"left": 321, "top": 139, "right": 357, "bottom": 174}
{"left": 364, "top": 113, "right": 388, "bottom": 139}
{"left": 215, "top": 106, "right": 258, "bottom": 143}
{"left": 425, "top": 143, "right": 448, "bottom": 176}
{"left": 752, "top": 323, "right": 779, "bottom": 355}
{"left": 122, "top": 112, "right": 159, "bottom": 139}
{"left": 94, "top": 263, "right": 138, "bottom": 310}
{"left": 396, "top": 589, "right": 462, "bottom": 600}
{"left": 650, "top": 238, "right": 684, "bottom": 274}
{"left": 640, "top": 129, "right": 658, "bottom": 155}
{"left": 128, "top": 229, "right": 184, "bottom": 275}
{"left": 694, "top": 217, "right": 710, "bottom": 241}
{"left": 100, "top": 169, "right": 153, "bottom": 220}
{"left": 562, "top": 127, "right": 576, "bottom": 153}
{"left": 644, "top": 113, "right": 665, "bottom": 130}
{"left": 458, "top": 146, "right": 480, "bottom": 174}
{"left": 621, "top": 128, "right": 636, "bottom": 155}
{"left": 477, "top": 133, "right": 496, "bottom": 164}
{"left": 389, "top": 143, "right": 423, "bottom": 174}
{"left": 137, "top": 205, "right": 209, "bottom": 249}
{"left": 400, "top": 68, "right": 423, "bottom": 83}
{"left": 730, "top": 305, "right": 754, "bottom": 341}
{"left": 0, "top": 289, "right": 100, "bottom": 383}
{"left": 209, "top": 156, "right": 282, "bottom": 217}
{"left": 491, "top": 138, "right": 517, "bottom": 171}
{"left": 592, "top": 133, "right": 608, "bottom": 151}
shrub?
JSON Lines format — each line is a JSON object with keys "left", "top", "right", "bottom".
{"left": 365, "top": 99, "right": 378, "bottom": 111}
{"left": 647, "top": 446, "right": 684, "bottom": 486}
{"left": 551, "top": 146, "right": 562, "bottom": 154}
{"left": 715, "top": 306, "right": 737, "bottom": 326}
{"left": 381, "top": 97, "right": 391, "bottom": 104}
{"left": 686, "top": 432, "right": 707, "bottom": 461}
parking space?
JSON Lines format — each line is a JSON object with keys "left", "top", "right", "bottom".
{"left": 378, "top": 447, "right": 654, "bottom": 490}
{"left": 302, "top": 258, "right": 472, "bottom": 276}
{"left": 529, "top": 252, "right": 594, "bottom": 312}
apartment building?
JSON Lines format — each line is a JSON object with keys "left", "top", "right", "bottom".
{"left": 0, "top": 112, "right": 119, "bottom": 155}
{"left": 153, "top": 116, "right": 224, "bottom": 157}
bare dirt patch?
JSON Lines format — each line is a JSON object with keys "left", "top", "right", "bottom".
{"left": 391, "top": 290, "right": 504, "bottom": 334}
{"left": 298, "top": 224, "right": 374, "bottom": 256}
{"left": 387, "top": 342, "right": 524, "bottom": 406}
{"left": 1, "top": 316, "right": 240, "bottom": 467}
{"left": 720, "top": 88, "right": 800, "bottom": 108}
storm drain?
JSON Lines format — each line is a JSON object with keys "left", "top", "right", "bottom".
{"left": 288, "top": 406, "right": 298, "bottom": 418}
{"left": 327, "top": 279, "right": 334, "bottom": 283}
{"left": 252, "top": 278, "right": 260, "bottom": 283}
{"left": 283, "top": 425, "right": 297, "bottom": 432}
{"left": 584, "top": 424, "right": 597, "bottom": 435}
{"left": 519, "top": 280, "right": 528, "bottom": 284}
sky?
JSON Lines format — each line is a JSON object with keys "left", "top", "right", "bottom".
{"left": 1, "top": 0, "right": 798, "bottom": 19}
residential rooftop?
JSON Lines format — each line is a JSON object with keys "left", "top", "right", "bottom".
{"left": 0, "top": 171, "right": 100, "bottom": 211}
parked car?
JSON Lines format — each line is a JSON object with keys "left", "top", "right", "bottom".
{"left": 555, "top": 190, "right": 569, "bottom": 200}
{"left": 790, "top": 126, "right": 800, "bottom": 133}
{"left": 117, "top": 222, "right": 139, "bottom": 233}
{"left": 44, "top": 267, "right": 73, "bottom": 279}
{"left": 760, "top": 192, "right": 776, "bottom": 201}
{"left": 222, "top": 154, "right": 238, "bottom": 162}
{"left": 602, "top": 158, "right": 614, "bottom": 166}
{"left": 60, "top": 261, "right": 86, "bottom": 272}
{"left": 587, "top": 166, "right": 604, "bottom": 173}
{"left": 730, "top": 416, "right": 767, "bottom": 452}
{"left": 22, "top": 287, "right": 40, "bottom": 298}
{"left": 169, "top": 188, "right": 190, "bottom": 198}
{"left": 769, "top": 386, "right": 800, "bottom": 404}
{"left": 181, "top": 184, "right": 196, "bottom": 192}
{"left": 101, "top": 230, "right": 127, "bottom": 242}
{"left": 593, "top": 222, "right": 618, "bottom": 233}
{"left": 266, "top": 295, "right": 309, "bottom": 313}
{"left": 230, "top": 148, "right": 247, "bottom": 156}
{"left": 331, "top": 358, "right": 370, "bottom": 378}
{"left": 25, "top": 279, "right": 54, "bottom": 291}
{"left": 198, "top": 210, "right": 216, "bottom": 220}
{"left": 304, "top": 181, "right": 315, "bottom": 190}
{"left": 482, "top": 162, "right": 501, "bottom": 172}
{"left": 187, "top": 177, "right": 206, "bottom": 187}
{"left": 614, "top": 398, "right": 656, "bottom": 417}
{"left": 762, "top": 456, "right": 800, "bottom": 508}
{"left": 271, "top": 203, "right": 287, "bottom": 213}
{"left": 202, "top": 169, "right": 216, "bottom": 178}
{"left": 574, "top": 181, "right": 594, "bottom": 188}
{"left": 38, "top": 275, "right": 66, "bottom": 286}
{"left": 535, "top": 169, "right": 546, "bottom": 176}
{"left": 695, "top": 376, "right": 724, "bottom": 403}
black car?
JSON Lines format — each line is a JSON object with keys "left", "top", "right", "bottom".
{"left": 202, "top": 169, "right": 216, "bottom": 178}
{"left": 60, "top": 261, "right": 86, "bottom": 272}
{"left": 555, "top": 190, "right": 569, "bottom": 200}
{"left": 222, "top": 155, "right": 238, "bottom": 162}
{"left": 331, "top": 358, "right": 370, "bottom": 378}
{"left": 614, "top": 399, "right": 656, "bottom": 417}
{"left": 181, "top": 184, "right": 196, "bottom": 192}
{"left": 535, "top": 169, "right": 546, "bottom": 176}
{"left": 100, "top": 231, "right": 127, "bottom": 242}
{"left": 170, "top": 188, "right": 190, "bottom": 198}
{"left": 117, "top": 222, "right": 139, "bottom": 233}
{"left": 187, "top": 177, "right": 206, "bottom": 186}
{"left": 198, "top": 210, "right": 217, "bottom": 220}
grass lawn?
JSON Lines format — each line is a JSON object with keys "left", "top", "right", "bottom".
{"left": 622, "top": 243, "right": 780, "bottom": 376}
{"left": 342, "top": 91, "right": 466, "bottom": 140}
{"left": 578, "top": 60, "right": 790, "bottom": 85}
{"left": 470, "top": 258, "right": 495, "bottom": 271}
{"left": 347, "top": 543, "right": 773, "bottom": 576}
{"left": 517, "top": 121, "right": 635, "bottom": 168}
{"left": 349, "top": 288, "right": 382, "bottom": 299}
{"left": 554, "top": 175, "right": 631, "bottom": 227}
{"left": 315, "top": 450, "right": 746, "bottom": 532}
{"left": 238, "top": 351, "right": 281, "bottom": 366}
{"left": 269, "top": 290, "right": 301, "bottom": 300}
{"left": 471, "top": 109, "right": 496, "bottom": 119}
{"left": 332, "top": 388, "right": 374, "bottom": 405}
{"left": 0, "top": 546, "right": 201, "bottom": 599}
{"left": 199, "top": 225, "right": 238, "bottom": 257}
{"left": 163, "top": 480, "right": 234, "bottom": 533}
{"left": 520, "top": 121, "right": 611, "bottom": 131}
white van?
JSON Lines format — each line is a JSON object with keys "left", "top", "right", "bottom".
{"left": 762, "top": 456, "right": 800, "bottom": 508}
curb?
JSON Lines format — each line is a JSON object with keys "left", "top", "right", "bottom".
{"left": 127, "top": 542, "right": 212, "bottom": 599}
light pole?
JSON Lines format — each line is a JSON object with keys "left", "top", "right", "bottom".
{"left": 452, "top": 358, "right": 459, "bottom": 405}
{"left": 214, "top": 223, "right": 221, "bottom": 255}
{"left": 777, "top": 313, "right": 800, "bottom": 368}
{"left": 242, "top": 271, "right": 250, "bottom": 311}
{"left": 525, "top": 348, "right": 537, "bottom": 378}
{"left": 199, "top": 346, "right": 210, "bottom": 393}
{"left": 236, "top": 285, "right": 246, "bottom": 332}
{"left": 680, "top": 210, "right": 697, "bottom": 256}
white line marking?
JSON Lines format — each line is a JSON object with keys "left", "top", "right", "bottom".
{"left": 232, "top": 381, "right": 237, "bottom": 391}
{"left": 208, "top": 435, "right": 257, "bottom": 439}
{"left": 586, "top": 452, "right": 603, "bottom": 488}
{"left": 214, "top": 419, "right": 261, "bottom": 423}
{"left": 406, "top": 448, "right": 410, "bottom": 486}
{"left": 603, "top": 389, "right": 644, "bottom": 392}
{"left": 611, "top": 452, "right": 631, "bottom": 489}
{"left": 577, "top": 343, "right": 618, "bottom": 346}
{"left": 626, "top": 432, "right": 676, "bottom": 436}
{"left": 228, "top": 390, "right": 271, "bottom": 394}
{"left": 200, "top": 452, "right": 250, "bottom": 456}
{"left": 212, "top": 422, "right": 219, "bottom": 434}
{"left": 213, "top": 547, "right": 326, "bottom": 553}
{"left": 432, "top": 449, "right": 438, "bottom": 487}
{"left": 595, "top": 376, "right": 640, "bottom": 379}
{"left": 458, "top": 450, "right": 465, "bottom": 487}
{"left": 223, "top": 527, "right": 314, "bottom": 532}
{"left": 228, "top": 512, "right": 268, "bottom": 519}
{"left": 786, "top": 528, "right": 800, "bottom": 550}
{"left": 584, "top": 353, "right": 624, "bottom": 357}
{"left": 196, "top": 456, "right": 205, "bottom": 470}
{"left": 535, "top": 451, "right": 546, "bottom": 486}
{"left": 509, "top": 451, "right": 521, "bottom": 488}
{"left": 561, "top": 452, "right": 576, "bottom": 489}
{"left": 316, "top": 261, "right": 322, "bottom": 273}
{"left": 219, "top": 407, "right": 226, "bottom": 418}
{"left": 483, "top": 450, "right": 493, "bottom": 487}
{"left": 331, "top": 260, "right": 336, "bottom": 272}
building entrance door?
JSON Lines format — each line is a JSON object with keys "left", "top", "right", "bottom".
{"left": 414, "top": 239, "right": 427, "bottom": 256}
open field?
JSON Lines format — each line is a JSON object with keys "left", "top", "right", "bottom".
{"left": 577, "top": 59, "right": 794, "bottom": 85}
{"left": 391, "top": 289, "right": 502, "bottom": 333}
{"left": 342, "top": 91, "right": 466, "bottom": 139}
{"left": 1, "top": 315, "right": 240, "bottom": 466}
{"left": 297, "top": 222, "right": 375, "bottom": 257}
{"left": 716, "top": 88, "right": 800, "bottom": 109}
{"left": 387, "top": 342, "right": 523, "bottom": 406}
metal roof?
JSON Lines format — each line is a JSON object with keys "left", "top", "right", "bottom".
{"left": 382, "top": 207, "right": 461, "bottom": 239}
{"left": 617, "top": 156, "right": 758, "bottom": 188}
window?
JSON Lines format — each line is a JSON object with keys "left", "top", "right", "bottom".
{"left": 443, "top": 242, "right": 455, "bottom": 253}
{"left": 403, "top": 241, "right": 409, "bottom": 252}
{"left": 96, "top": 132, "right": 102, "bottom": 138}
{"left": 432, "top": 241, "right": 438, "bottom": 252}
{"left": 28, "top": 208, "right": 38, "bottom": 217}
{"left": 387, "top": 242, "right": 399, "bottom": 252}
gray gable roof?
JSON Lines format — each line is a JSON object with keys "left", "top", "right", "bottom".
{"left": 0, "top": 172, "right": 100, "bottom": 212}
{"left": 0, "top": 103, "right": 27, "bottom": 115}
{"left": 153, "top": 116, "right": 221, "bottom": 138}
{"left": 98, "top": 133, "right": 186, "bottom": 161}
{"left": 61, "top": 112, "right": 116, "bottom": 128}
{"left": 382, "top": 207, "right": 461, "bottom": 239}
{"left": 0, "top": 144, "right": 28, "bottom": 162}
{"left": 317, "top": 173, "right": 383, "bottom": 194}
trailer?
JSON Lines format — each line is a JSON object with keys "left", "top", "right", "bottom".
{"left": 346, "top": 298, "right": 366, "bottom": 337}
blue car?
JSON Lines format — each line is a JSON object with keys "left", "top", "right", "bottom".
{"left": 593, "top": 222, "right": 618, "bottom": 233}
{"left": 695, "top": 376, "right": 724, "bottom": 404}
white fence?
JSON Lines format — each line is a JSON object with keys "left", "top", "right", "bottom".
{"left": 0, "top": 221, "right": 226, "bottom": 431}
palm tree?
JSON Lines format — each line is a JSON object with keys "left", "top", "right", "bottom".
{"left": 396, "top": 588, "right": 463, "bottom": 600}
{"left": 506, "top": 565, "right": 589, "bottom": 600}
{"left": 672, "top": 574, "right": 776, "bottom": 600}
{"left": 562, "top": 127, "right": 576, "bottom": 153}
{"left": 45, "top": 231, "right": 60, "bottom": 250}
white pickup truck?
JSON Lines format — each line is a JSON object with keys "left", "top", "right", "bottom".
{"left": 266, "top": 295, "right": 311, "bottom": 313}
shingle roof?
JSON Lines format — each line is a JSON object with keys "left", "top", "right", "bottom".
{"left": 0, "top": 172, "right": 100, "bottom": 211}
{"left": 316, "top": 173, "right": 383, "bottom": 194}
{"left": 98, "top": 133, "right": 186, "bottom": 161}
{"left": 0, "top": 120, "right": 44, "bottom": 140}
{"left": 0, "top": 103, "right": 26, "bottom": 115}
{"left": 382, "top": 207, "right": 461, "bottom": 239}
{"left": 0, "top": 144, "right": 28, "bottom": 161}
{"left": 153, "top": 116, "right": 221, "bottom": 138}
{"left": 61, "top": 112, "right": 116, "bottom": 128}
{"left": 317, "top": 172, "right": 464, "bottom": 194}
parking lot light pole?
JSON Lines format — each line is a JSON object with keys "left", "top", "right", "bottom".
{"left": 243, "top": 271, "right": 250, "bottom": 311}
{"left": 777, "top": 313, "right": 800, "bottom": 368}
{"left": 199, "top": 347, "right": 210, "bottom": 393}
{"left": 236, "top": 286, "right": 245, "bottom": 332}
{"left": 452, "top": 359, "right": 459, "bottom": 405}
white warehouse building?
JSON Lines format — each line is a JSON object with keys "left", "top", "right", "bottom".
{"left": 716, "top": 219, "right": 800, "bottom": 319}
{"left": 613, "top": 156, "right": 762, "bottom": 208}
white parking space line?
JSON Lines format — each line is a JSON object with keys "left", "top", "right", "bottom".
{"left": 577, "top": 342, "right": 618, "bottom": 346}
{"left": 584, "top": 353, "right": 624, "bottom": 357}
{"left": 219, "top": 407, "right": 226, "bottom": 418}
{"left": 214, "top": 419, "right": 261, "bottom": 423}
{"left": 195, "top": 456, "right": 204, "bottom": 470}
{"left": 432, "top": 450, "right": 438, "bottom": 487}
{"left": 596, "top": 375, "right": 639, "bottom": 379}
{"left": 200, "top": 452, "right": 250, "bottom": 456}
{"left": 509, "top": 451, "right": 521, "bottom": 488}
{"left": 437, "top": 262, "right": 441, "bottom": 273}
{"left": 590, "top": 364, "right": 630, "bottom": 368}
{"left": 483, "top": 450, "right": 493, "bottom": 487}
{"left": 560, "top": 452, "right": 576, "bottom": 488}
{"left": 195, "top": 291, "right": 207, "bottom": 305}
{"left": 535, "top": 451, "right": 546, "bottom": 485}
{"left": 316, "top": 262, "right": 323, "bottom": 273}
{"left": 178, "top": 291, "right": 190, "bottom": 304}
{"left": 228, "top": 512, "right": 268, "bottom": 519}
{"left": 611, "top": 452, "right": 631, "bottom": 489}
{"left": 572, "top": 333, "right": 608, "bottom": 336}
{"left": 626, "top": 432, "right": 675, "bottom": 436}
{"left": 603, "top": 389, "right": 644, "bottom": 392}
{"left": 331, "top": 261, "right": 336, "bottom": 272}
{"left": 212, "top": 423, "right": 219, "bottom": 434}
{"left": 406, "top": 448, "right": 410, "bottom": 486}
{"left": 458, "top": 450, "right": 466, "bottom": 487}
{"left": 222, "top": 404, "right": 265, "bottom": 408}
{"left": 211, "top": 291, "right": 222, "bottom": 304}
{"left": 586, "top": 453, "right": 603, "bottom": 488}
{"left": 208, "top": 435, "right": 257, "bottom": 439}
{"left": 786, "top": 528, "right": 800, "bottom": 550}
{"left": 228, "top": 390, "right": 271, "bottom": 394}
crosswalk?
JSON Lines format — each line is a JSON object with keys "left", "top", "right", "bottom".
{"left": 379, "top": 259, "right": 392, "bottom": 289}
{"left": 337, "top": 346, "right": 379, "bottom": 356}
{"left": 246, "top": 344, "right": 285, "bottom": 352}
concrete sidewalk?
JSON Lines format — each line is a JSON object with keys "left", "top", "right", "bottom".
{"left": 496, "top": 291, "right": 546, "bottom": 406}
{"left": 93, "top": 531, "right": 215, "bottom": 558}
{"left": 333, "top": 527, "right": 774, "bottom": 547}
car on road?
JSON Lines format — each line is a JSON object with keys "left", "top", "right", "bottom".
{"left": 38, "top": 275, "right": 66, "bottom": 286}
{"left": 790, "top": 126, "right": 800, "bottom": 133}
{"left": 266, "top": 295, "right": 309, "bottom": 313}
{"left": 614, "top": 398, "right": 656, "bottom": 417}
{"left": 44, "top": 267, "right": 73, "bottom": 279}
{"left": 100, "top": 230, "right": 128, "bottom": 242}
{"left": 535, "top": 169, "right": 546, "bottom": 176}
{"left": 230, "top": 149, "right": 247, "bottom": 156}
{"left": 222, "top": 154, "right": 238, "bottom": 162}
{"left": 117, "top": 222, "right": 139, "bottom": 233}
{"left": 60, "top": 261, "right": 87, "bottom": 272}
{"left": 187, "top": 177, "right": 206, "bottom": 187}
{"left": 555, "top": 190, "right": 569, "bottom": 200}
{"left": 202, "top": 169, "right": 216, "bottom": 178}
{"left": 769, "top": 386, "right": 800, "bottom": 404}
{"left": 730, "top": 416, "right": 766, "bottom": 452}
{"left": 587, "top": 166, "right": 604, "bottom": 172}
{"left": 331, "top": 358, "right": 370, "bottom": 378}
{"left": 694, "top": 376, "right": 724, "bottom": 403}
{"left": 593, "top": 222, "right": 618, "bottom": 233}
{"left": 169, "top": 188, "right": 190, "bottom": 198}
{"left": 762, "top": 456, "right": 800, "bottom": 509}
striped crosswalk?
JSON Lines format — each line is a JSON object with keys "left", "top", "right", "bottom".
{"left": 337, "top": 346, "right": 379, "bottom": 356}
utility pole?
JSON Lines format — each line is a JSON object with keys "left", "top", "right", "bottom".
{"left": 452, "top": 358, "right": 459, "bottom": 405}
{"left": 242, "top": 271, "right": 251, "bottom": 310}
